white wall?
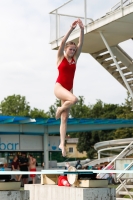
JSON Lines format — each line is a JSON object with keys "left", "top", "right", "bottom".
{"left": 0, "top": 135, "right": 60, "bottom": 152}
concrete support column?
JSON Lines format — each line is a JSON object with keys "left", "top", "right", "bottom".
{"left": 44, "top": 127, "right": 49, "bottom": 169}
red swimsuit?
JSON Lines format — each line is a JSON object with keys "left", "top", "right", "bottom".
{"left": 56, "top": 57, "right": 76, "bottom": 91}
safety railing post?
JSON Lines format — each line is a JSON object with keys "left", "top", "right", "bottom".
{"left": 97, "top": 141, "right": 133, "bottom": 178}
{"left": 121, "top": 0, "right": 123, "bottom": 8}
{"left": 55, "top": 9, "right": 58, "bottom": 44}
{"left": 84, "top": 0, "right": 87, "bottom": 27}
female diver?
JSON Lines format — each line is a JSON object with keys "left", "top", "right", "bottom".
{"left": 54, "top": 19, "right": 84, "bottom": 157}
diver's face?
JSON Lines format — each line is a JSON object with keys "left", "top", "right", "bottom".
{"left": 65, "top": 45, "right": 76, "bottom": 57}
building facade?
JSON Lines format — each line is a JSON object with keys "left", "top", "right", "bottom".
{"left": 66, "top": 138, "right": 87, "bottom": 158}
{"left": 0, "top": 135, "right": 61, "bottom": 166}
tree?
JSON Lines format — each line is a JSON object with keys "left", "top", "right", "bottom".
{"left": 113, "top": 92, "right": 133, "bottom": 139}
{"left": 30, "top": 108, "right": 49, "bottom": 118}
{"left": 117, "top": 92, "right": 133, "bottom": 119}
{"left": 101, "top": 104, "right": 122, "bottom": 119}
{"left": 74, "top": 98, "right": 127, "bottom": 159}
{"left": 114, "top": 128, "right": 133, "bottom": 139}
{"left": 70, "top": 96, "right": 90, "bottom": 118}
{"left": 0, "top": 94, "right": 30, "bottom": 116}
{"left": 77, "top": 132, "right": 98, "bottom": 159}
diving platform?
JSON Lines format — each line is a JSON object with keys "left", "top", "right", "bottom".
{"left": 50, "top": 0, "right": 133, "bottom": 105}
{"left": 50, "top": 0, "right": 133, "bottom": 54}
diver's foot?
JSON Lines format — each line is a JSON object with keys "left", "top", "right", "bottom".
{"left": 59, "top": 144, "right": 66, "bottom": 157}
{"left": 56, "top": 107, "right": 62, "bottom": 120}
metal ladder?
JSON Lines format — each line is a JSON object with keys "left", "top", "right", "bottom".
{"left": 96, "top": 141, "right": 133, "bottom": 200}
{"left": 91, "top": 43, "right": 133, "bottom": 106}
{"left": 116, "top": 161, "right": 133, "bottom": 199}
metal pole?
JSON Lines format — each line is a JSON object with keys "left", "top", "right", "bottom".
{"left": 121, "top": 0, "right": 123, "bottom": 8}
{"left": 49, "top": 0, "right": 72, "bottom": 14}
{"left": 84, "top": 0, "right": 87, "bottom": 26}
{"left": 44, "top": 127, "right": 49, "bottom": 169}
{"left": 55, "top": 9, "right": 58, "bottom": 44}
{"left": 84, "top": 0, "right": 87, "bottom": 27}
{"left": 58, "top": 15, "right": 60, "bottom": 39}
{"left": 99, "top": 31, "right": 133, "bottom": 98}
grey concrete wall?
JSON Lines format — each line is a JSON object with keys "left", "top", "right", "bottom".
{"left": 25, "top": 184, "right": 116, "bottom": 200}
{"left": 0, "top": 191, "right": 29, "bottom": 200}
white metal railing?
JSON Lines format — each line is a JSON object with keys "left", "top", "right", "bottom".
{"left": 110, "top": 0, "right": 133, "bottom": 12}
{"left": 49, "top": 0, "right": 133, "bottom": 43}
{"left": 97, "top": 141, "right": 133, "bottom": 179}
{"left": 116, "top": 161, "right": 133, "bottom": 200}
{"left": 49, "top": 0, "right": 93, "bottom": 43}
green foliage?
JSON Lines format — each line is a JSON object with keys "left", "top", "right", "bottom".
{"left": 67, "top": 92, "right": 133, "bottom": 159}
{"left": 89, "top": 100, "right": 104, "bottom": 118}
{"left": 0, "top": 94, "right": 48, "bottom": 118}
{"left": 0, "top": 94, "right": 30, "bottom": 116}
{"left": 1, "top": 92, "right": 133, "bottom": 160}
{"left": 101, "top": 104, "right": 121, "bottom": 119}
{"left": 117, "top": 92, "right": 133, "bottom": 119}
{"left": 30, "top": 108, "right": 49, "bottom": 118}
{"left": 114, "top": 128, "right": 133, "bottom": 139}
{"left": 77, "top": 132, "right": 98, "bottom": 159}
{"left": 70, "top": 96, "right": 90, "bottom": 118}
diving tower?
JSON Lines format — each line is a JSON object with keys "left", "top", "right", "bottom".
{"left": 50, "top": 0, "right": 133, "bottom": 107}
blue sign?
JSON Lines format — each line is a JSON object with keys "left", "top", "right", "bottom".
{"left": 0, "top": 138, "right": 19, "bottom": 150}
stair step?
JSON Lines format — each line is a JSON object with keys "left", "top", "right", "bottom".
{"left": 126, "top": 185, "right": 133, "bottom": 189}
{"left": 127, "top": 79, "right": 133, "bottom": 84}
{"left": 102, "top": 59, "right": 114, "bottom": 65}
{"left": 125, "top": 74, "right": 133, "bottom": 79}
{"left": 92, "top": 44, "right": 133, "bottom": 93}
{"left": 117, "top": 198, "right": 132, "bottom": 200}
{"left": 92, "top": 48, "right": 107, "bottom": 57}
{"left": 119, "top": 191, "right": 133, "bottom": 195}
{"left": 96, "top": 53, "right": 110, "bottom": 60}
{"left": 121, "top": 68, "right": 131, "bottom": 74}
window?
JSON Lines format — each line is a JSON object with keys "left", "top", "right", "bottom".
{"left": 69, "top": 147, "right": 73, "bottom": 153}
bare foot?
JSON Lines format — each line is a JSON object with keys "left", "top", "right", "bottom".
{"left": 59, "top": 144, "right": 66, "bottom": 157}
{"left": 56, "top": 107, "right": 62, "bottom": 119}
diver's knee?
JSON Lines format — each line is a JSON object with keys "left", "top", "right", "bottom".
{"left": 72, "top": 96, "right": 78, "bottom": 104}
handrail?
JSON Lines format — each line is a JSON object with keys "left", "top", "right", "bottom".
{"left": 50, "top": 13, "right": 94, "bottom": 22}
{"left": 101, "top": 141, "right": 133, "bottom": 171}
{"left": 49, "top": 0, "right": 94, "bottom": 43}
{"left": 49, "top": 0, "right": 72, "bottom": 14}
{"left": 98, "top": 165, "right": 114, "bottom": 179}
{"left": 110, "top": 0, "right": 132, "bottom": 12}
{"left": 97, "top": 141, "right": 133, "bottom": 178}
{"left": 118, "top": 178, "right": 133, "bottom": 199}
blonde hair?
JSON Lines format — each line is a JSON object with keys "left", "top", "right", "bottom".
{"left": 65, "top": 41, "right": 77, "bottom": 49}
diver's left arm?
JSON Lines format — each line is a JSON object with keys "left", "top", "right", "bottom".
{"left": 74, "top": 19, "right": 84, "bottom": 61}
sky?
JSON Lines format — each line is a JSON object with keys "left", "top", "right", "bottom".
{"left": 0, "top": 0, "right": 131, "bottom": 112}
